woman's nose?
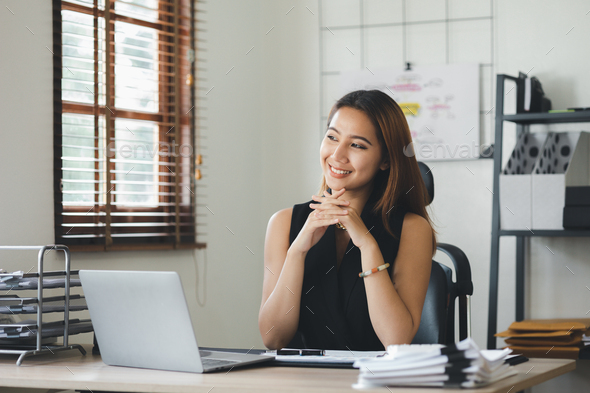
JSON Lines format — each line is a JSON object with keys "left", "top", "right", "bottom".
{"left": 331, "top": 144, "right": 348, "bottom": 162}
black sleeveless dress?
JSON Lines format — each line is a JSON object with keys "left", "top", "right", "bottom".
{"left": 287, "top": 193, "right": 407, "bottom": 351}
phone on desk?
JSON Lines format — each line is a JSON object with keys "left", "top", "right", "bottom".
{"left": 276, "top": 349, "right": 325, "bottom": 356}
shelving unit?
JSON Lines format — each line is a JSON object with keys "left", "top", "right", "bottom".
{"left": 0, "top": 245, "right": 88, "bottom": 365}
{"left": 487, "top": 74, "right": 590, "bottom": 349}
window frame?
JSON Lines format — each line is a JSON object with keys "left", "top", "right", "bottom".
{"left": 53, "top": 0, "right": 204, "bottom": 252}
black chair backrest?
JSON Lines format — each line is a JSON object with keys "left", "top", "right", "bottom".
{"left": 410, "top": 162, "right": 473, "bottom": 344}
{"left": 418, "top": 161, "right": 434, "bottom": 205}
{"left": 411, "top": 261, "right": 452, "bottom": 344}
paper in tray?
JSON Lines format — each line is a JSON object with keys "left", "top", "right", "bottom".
{"left": 0, "top": 318, "right": 93, "bottom": 339}
{"left": 0, "top": 294, "right": 88, "bottom": 314}
{"left": 0, "top": 277, "right": 81, "bottom": 290}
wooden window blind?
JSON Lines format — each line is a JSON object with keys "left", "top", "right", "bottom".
{"left": 53, "top": 0, "right": 205, "bottom": 251}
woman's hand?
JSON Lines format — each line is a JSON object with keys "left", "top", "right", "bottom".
{"left": 310, "top": 189, "right": 375, "bottom": 250}
{"left": 289, "top": 188, "right": 350, "bottom": 254}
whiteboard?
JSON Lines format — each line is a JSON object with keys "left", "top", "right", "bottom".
{"left": 340, "top": 64, "right": 480, "bottom": 161}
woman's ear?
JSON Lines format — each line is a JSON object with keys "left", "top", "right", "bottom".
{"left": 380, "top": 160, "right": 390, "bottom": 171}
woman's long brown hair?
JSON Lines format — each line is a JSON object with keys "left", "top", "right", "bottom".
{"left": 319, "top": 90, "right": 437, "bottom": 254}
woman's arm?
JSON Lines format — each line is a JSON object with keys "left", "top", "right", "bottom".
{"left": 258, "top": 208, "right": 305, "bottom": 349}
{"left": 258, "top": 202, "right": 347, "bottom": 349}
{"left": 361, "top": 213, "right": 433, "bottom": 346}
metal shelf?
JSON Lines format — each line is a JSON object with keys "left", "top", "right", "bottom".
{"left": 499, "top": 229, "right": 590, "bottom": 237}
{"left": 0, "top": 270, "right": 80, "bottom": 279}
{"left": 487, "top": 74, "right": 590, "bottom": 350}
{"left": 501, "top": 111, "right": 590, "bottom": 124}
{"left": 0, "top": 245, "right": 87, "bottom": 365}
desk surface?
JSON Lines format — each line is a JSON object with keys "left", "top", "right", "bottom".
{"left": 0, "top": 346, "right": 576, "bottom": 393}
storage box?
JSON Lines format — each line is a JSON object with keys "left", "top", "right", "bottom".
{"left": 563, "top": 206, "right": 590, "bottom": 228}
{"left": 563, "top": 186, "right": 590, "bottom": 228}
{"left": 500, "top": 133, "right": 547, "bottom": 230}
{"left": 531, "top": 131, "right": 590, "bottom": 230}
{"left": 565, "top": 186, "right": 590, "bottom": 206}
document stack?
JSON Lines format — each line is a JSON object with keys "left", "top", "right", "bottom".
{"left": 496, "top": 319, "right": 590, "bottom": 359}
{"left": 353, "top": 338, "right": 515, "bottom": 389}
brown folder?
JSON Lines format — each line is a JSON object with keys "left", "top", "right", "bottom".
{"left": 495, "top": 329, "right": 576, "bottom": 338}
{"left": 508, "top": 318, "right": 590, "bottom": 332}
{"left": 505, "top": 332, "right": 583, "bottom": 346}
{"left": 508, "top": 345, "right": 580, "bottom": 360}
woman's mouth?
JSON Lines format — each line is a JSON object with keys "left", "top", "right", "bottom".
{"left": 329, "top": 164, "right": 352, "bottom": 176}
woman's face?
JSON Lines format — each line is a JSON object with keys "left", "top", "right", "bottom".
{"left": 320, "top": 107, "right": 389, "bottom": 194}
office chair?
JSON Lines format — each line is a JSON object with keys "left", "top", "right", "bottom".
{"left": 411, "top": 162, "right": 474, "bottom": 345}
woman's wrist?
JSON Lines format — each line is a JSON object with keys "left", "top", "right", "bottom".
{"left": 357, "top": 234, "right": 378, "bottom": 252}
{"left": 358, "top": 237, "right": 384, "bottom": 270}
{"left": 287, "top": 245, "right": 308, "bottom": 260}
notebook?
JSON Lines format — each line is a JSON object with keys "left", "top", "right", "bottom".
{"left": 79, "top": 270, "right": 273, "bottom": 373}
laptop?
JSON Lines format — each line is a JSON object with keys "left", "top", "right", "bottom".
{"left": 79, "top": 270, "right": 274, "bottom": 373}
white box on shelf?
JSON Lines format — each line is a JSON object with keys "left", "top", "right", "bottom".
{"left": 532, "top": 131, "right": 590, "bottom": 230}
{"left": 500, "top": 133, "right": 547, "bottom": 230}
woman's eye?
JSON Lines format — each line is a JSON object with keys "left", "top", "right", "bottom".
{"left": 327, "top": 135, "right": 337, "bottom": 141}
{"left": 352, "top": 143, "right": 366, "bottom": 149}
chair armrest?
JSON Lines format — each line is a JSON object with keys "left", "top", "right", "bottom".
{"left": 436, "top": 243, "right": 473, "bottom": 296}
{"left": 436, "top": 243, "right": 473, "bottom": 341}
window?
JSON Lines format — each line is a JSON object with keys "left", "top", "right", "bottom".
{"left": 53, "top": 0, "right": 203, "bottom": 251}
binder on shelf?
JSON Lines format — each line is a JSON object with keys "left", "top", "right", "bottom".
{"left": 532, "top": 131, "right": 590, "bottom": 229}
{"left": 563, "top": 206, "right": 590, "bottom": 228}
{"left": 500, "top": 132, "right": 547, "bottom": 230}
{"left": 565, "top": 186, "right": 590, "bottom": 206}
{"left": 500, "top": 131, "right": 590, "bottom": 230}
{"left": 563, "top": 186, "right": 590, "bottom": 228}
{"left": 516, "top": 72, "right": 552, "bottom": 113}
{"left": 516, "top": 72, "right": 526, "bottom": 114}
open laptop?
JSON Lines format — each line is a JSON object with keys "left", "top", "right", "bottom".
{"left": 79, "top": 270, "right": 273, "bottom": 373}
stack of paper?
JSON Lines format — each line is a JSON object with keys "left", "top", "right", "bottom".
{"left": 496, "top": 318, "right": 590, "bottom": 359}
{"left": 353, "top": 338, "right": 515, "bottom": 389}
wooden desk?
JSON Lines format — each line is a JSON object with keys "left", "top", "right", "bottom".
{"left": 0, "top": 346, "right": 575, "bottom": 393}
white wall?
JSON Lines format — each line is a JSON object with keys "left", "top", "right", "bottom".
{"left": 1, "top": 0, "right": 589, "bottom": 391}
{"left": 494, "top": 1, "right": 590, "bottom": 390}
{"left": 190, "top": 1, "right": 321, "bottom": 348}
{"left": 0, "top": 0, "right": 319, "bottom": 351}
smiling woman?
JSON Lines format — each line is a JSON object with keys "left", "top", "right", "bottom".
{"left": 320, "top": 107, "right": 389, "bottom": 201}
{"left": 259, "top": 90, "right": 436, "bottom": 351}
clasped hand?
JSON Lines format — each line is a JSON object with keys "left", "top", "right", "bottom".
{"left": 290, "top": 188, "right": 375, "bottom": 255}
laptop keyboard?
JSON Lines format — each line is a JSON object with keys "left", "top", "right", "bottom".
{"left": 202, "top": 358, "right": 240, "bottom": 368}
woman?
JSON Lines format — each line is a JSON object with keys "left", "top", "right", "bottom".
{"left": 258, "top": 90, "right": 436, "bottom": 351}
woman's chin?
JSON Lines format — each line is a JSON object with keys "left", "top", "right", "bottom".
{"left": 324, "top": 178, "right": 337, "bottom": 190}
{"left": 326, "top": 181, "right": 345, "bottom": 193}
